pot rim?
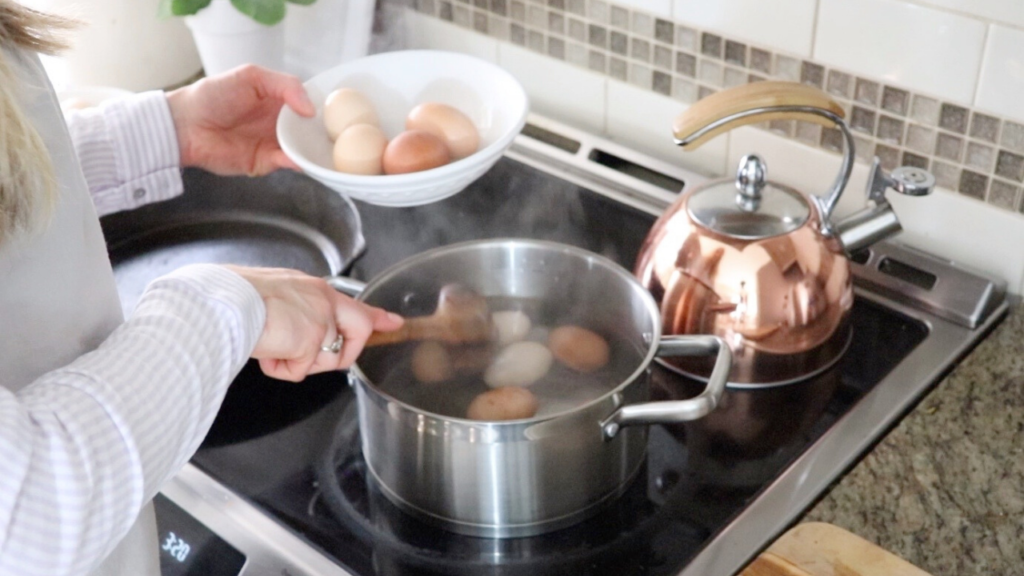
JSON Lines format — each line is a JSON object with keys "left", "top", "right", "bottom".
{"left": 348, "top": 237, "right": 664, "bottom": 427}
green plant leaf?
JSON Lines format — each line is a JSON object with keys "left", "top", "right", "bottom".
{"left": 159, "top": 0, "right": 212, "bottom": 18}
{"left": 230, "top": 0, "right": 287, "bottom": 25}
{"left": 286, "top": 0, "right": 317, "bottom": 5}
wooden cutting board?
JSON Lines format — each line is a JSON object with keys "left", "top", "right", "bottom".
{"left": 739, "top": 522, "right": 934, "bottom": 576}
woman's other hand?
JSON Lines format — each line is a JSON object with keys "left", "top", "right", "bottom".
{"left": 224, "top": 266, "right": 403, "bottom": 382}
{"left": 167, "top": 65, "right": 316, "bottom": 176}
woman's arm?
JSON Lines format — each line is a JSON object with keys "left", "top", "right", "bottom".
{"left": 64, "top": 65, "right": 315, "bottom": 217}
{"left": 0, "top": 264, "right": 401, "bottom": 575}
{"left": 65, "top": 90, "right": 184, "bottom": 217}
{"left": 0, "top": 264, "right": 262, "bottom": 576}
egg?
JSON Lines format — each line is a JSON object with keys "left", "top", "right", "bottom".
{"left": 406, "top": 102, "right": 480, "bottom": 160}
{"left": 484, "top": 341, "right": 553, "bottom": 388}
{"left": 332, "top": 123, "right": 388, "bottom": 175}
{"left": 411, "top": 341, "right": 453, "bottom": 384}
{"left": 549, "top": 326, "right": 610, "bottom": 373}
{"left": 382, "top": 130, "right": 451, "bottom": 175}
{"left": 323, "top": 88, "right": 378, "bottom": 141}
{"left": 466, "top": 386, "right": 539, "bottom": 421}
{"left": 491, "top": 310, "right": 532, "bottom": 345}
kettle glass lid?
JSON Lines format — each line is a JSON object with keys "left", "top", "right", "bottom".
{"left": 686, "top": 154, "right": 810, "bottom": 239}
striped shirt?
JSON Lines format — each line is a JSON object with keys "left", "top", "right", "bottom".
{"left": 0, "top": 46, "right": 266, "bottom": 576}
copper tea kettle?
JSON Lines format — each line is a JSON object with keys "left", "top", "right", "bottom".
{"left": 635, "top": 81, "right": 935, "bottom": 387}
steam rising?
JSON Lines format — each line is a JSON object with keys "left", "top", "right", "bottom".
{"left": 370, "top": 0, "right": 412, "bottom": 55}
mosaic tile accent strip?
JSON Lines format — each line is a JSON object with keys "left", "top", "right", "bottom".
{"left": 413, "top": 0, "right": 1024, "bottom": 215}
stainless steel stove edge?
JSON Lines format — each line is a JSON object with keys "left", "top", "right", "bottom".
{"left": 675, "top": 292, "right": 1009, "bottom": 576}
{"left": 506, "top": 114, "right": 689, "bottom": 218}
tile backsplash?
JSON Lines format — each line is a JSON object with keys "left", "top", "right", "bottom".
{"left": 393, "top": 0, "right": 1024, "bottom": 291}
{"left": 403, "top": 0, "right": 1024, "bottom": 212}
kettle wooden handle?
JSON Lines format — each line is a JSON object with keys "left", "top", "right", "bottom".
{"left": 673, "top": 81, "right": 845, "bottom": 150}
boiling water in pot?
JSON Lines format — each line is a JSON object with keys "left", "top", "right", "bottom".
{"left": 358, "top": 295, "right": 648, "bottom": 420}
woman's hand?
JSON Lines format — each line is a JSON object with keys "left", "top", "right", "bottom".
{"left": 166, "top": 65, "right": 316, "bottom": 176}
{"left": 224, "top": 266, "right": 403, "bottom": 382}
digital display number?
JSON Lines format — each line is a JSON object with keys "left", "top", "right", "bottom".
{"left": 162, "top": 531, "right": 192, "bottom": 563}
{"left": 154, "top": 494, "right": 246, "bottom": 576}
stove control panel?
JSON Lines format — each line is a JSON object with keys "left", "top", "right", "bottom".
{"left": 158, "top": 464, "right": 354, "bottom": 576}
{"left": 154, "top": 494, "right": 246, "bottom": 576}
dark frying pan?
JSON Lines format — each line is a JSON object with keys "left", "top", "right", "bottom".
{"left": 100, "top": 168, "right": 365, "bottom": 447}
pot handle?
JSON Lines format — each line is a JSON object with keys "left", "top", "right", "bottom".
{"left": 599, "top": 335, "right": 731, "bottom": 440}
{"left": 672, "top": 81, "right": 854, "bottom": 226}
{"left": 325, "top": 275, "right": 366, "bottom": 297}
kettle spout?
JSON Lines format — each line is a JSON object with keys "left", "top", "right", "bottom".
{"left": 835, "top": 203, "right": 901, "bottom": 254}
{"left": 834, "top": 159, "right": 935, "bottom": 254}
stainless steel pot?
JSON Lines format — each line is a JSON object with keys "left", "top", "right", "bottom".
{"left": 329, "top": 239, "right": 731, "bottom": 537}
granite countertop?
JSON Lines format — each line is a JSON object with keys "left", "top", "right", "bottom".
{"left": 801, "top": 302, "right": 1024, "bottom": 574}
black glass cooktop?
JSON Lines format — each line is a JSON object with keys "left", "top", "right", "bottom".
{"left": 190, "top": 157, "right": 928, "bottom": 576}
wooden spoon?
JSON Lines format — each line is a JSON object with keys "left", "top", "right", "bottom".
{"left": 366, "top": 284, "right": 495, "bottom": 347}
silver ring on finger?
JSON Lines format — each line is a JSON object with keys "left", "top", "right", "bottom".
{"left": 321, "top": 334, "right": 344, "bottom": 354}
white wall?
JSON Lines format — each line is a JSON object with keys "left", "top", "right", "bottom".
{"left": 673, "top": 0, "right": 1024, "bottom": 123}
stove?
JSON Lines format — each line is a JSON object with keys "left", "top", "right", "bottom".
{"left": 154, "top": 116, "right": 1007, "bottom": 576}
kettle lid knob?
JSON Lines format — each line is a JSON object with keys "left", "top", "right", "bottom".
{"left": 736, "top": 154, "right": 767, "bottom": 212}
{"left": 687, "top": 153, "right": 811, "bottom": 239}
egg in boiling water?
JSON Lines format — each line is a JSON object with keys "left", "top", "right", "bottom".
{"left": 411, "top": 341, "right": 453, "bottom": 384}
{"left": 549, "top": 325, "right": 610, "bottom": 373}
{"left": 484, "top": 341, "right": 553, "bottom": 388}
{"left": 466, "top": 386, "right": 539, "bottom": 421}
{"left": 323, "top": 88, "right": 378, "bottom": 140}
{"left": 332, "top": 123, "right": 388, "bottom": 175}
{"left": 491, "top": 310, "right": 532, "bottom": 344}
{"left": 406, "top": 102, "right": 480, "bottom": 160}
{"left": 382, "top": 130, "right": 451, "bottom": 175}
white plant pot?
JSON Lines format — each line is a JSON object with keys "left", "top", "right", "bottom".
{"left": 185, "top": 0, "right": 285, "bottom": 76}
{"left": 20, "top": 0, "right": 202, "bottom": 91}
{"left": 284, "top": 0, "right": 376, "bottom": 80}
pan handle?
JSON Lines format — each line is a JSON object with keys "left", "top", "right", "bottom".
{"left": 325, "top": 276, "right": 366, "bottom": 297}
{"left": 599, "top": 335, "right": 731, "bottom": 440}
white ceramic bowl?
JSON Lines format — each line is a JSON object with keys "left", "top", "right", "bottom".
{"left": 277, "top": 50, "right": 529, "bottom": 207}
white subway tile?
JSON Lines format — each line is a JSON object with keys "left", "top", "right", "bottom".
{"left": 912, "top": 0, "right": 1024, "bottom": 30}
{"left": 614, "top": 0, "right": 672, "bottom": 19}
{"left": 606, "top": 80, "right": 728, "bottom": 177}
{"left": 814, "top": 0, "right": 986, "bottom": 105}
{"left": 672, "top": 0, "right": 817, "bottom": 57}
{"left": 402, "top": 10, "right": 499, "bottom": 62}
{"left": 497, "top": 44, "right": 607, "bottom": 134}
{"left": 975, "top": 25, "right": 1024, "bottom": 123}
{"left": 727, "top": 126, "right": 1024, "bottom": 291}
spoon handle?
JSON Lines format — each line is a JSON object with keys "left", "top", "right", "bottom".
{"left": 365, "top": 325, "right": 412, "bottom": 347}
{"left": 365, "top": 317, "right": 450, "bottom": 347}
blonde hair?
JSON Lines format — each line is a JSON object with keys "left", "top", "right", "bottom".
{"left": 0, "top": 0, "right": 75, "bottom": 243}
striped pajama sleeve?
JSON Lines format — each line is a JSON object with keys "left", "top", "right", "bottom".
{"left": 0, "top": 265, "right": 265, "bottom": 576}
{"left": 65, "top": 91, "right": 184, "bottom": 216}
